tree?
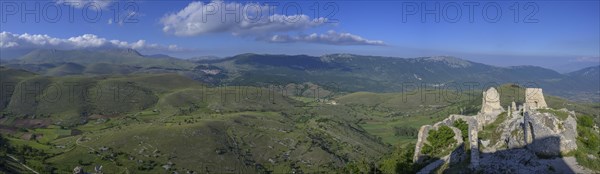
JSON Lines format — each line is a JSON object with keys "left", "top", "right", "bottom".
{"left": 0, "top": 134, "right": 9, "bottom": 153}
{"left": 380, "top": 143, "right": 416, "bottom": 174}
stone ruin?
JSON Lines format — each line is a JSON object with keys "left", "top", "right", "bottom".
{"left": 480, "top": 87, "right": 503, "bottom": 114}
{"left": 413, "top": 87, "right": 578, "bottom": 172}
{"left": 477, "top": 87, "right": 505, "bottom": 129}
{"left": 525, "top": 88, "right": 548, "bottom": 110}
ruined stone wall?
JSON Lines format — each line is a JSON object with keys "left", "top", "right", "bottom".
{"left": 467, "top": 119, "right": 479, "bottom": 169}
{"left": 525, "top": 88, "right": 548, "bottom": 110}
{"left": 414, "top": 125, "right": 432, "bottom": 163}
{"left": 413, "top": 115, "right": 478, "bottom": 167}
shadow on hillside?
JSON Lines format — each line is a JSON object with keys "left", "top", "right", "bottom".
{"left": 429, "top": 136, "right": 577, "bottom": 173}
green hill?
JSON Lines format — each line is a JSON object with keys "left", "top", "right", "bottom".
{"left": 19, "top": 49, "right": 194, "bottom": 70}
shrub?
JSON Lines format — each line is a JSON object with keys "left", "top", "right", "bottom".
{"left": 578, "top": 115, "right": 595, "bottom": 128}
{"left": 379, "top": 143, "right": 416, "bottom": 174}
{"left": 422, "top": 125, "right": 457, "bottom": 157}
{"left": 453, "top": 119, "right": 469, "bottom": 141}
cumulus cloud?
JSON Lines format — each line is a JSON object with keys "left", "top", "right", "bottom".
{"left": 160, "top": 1, "right": 384, "bottom": 46}
{"left": 267, "top": 30, "right": 385, "bottom": 46}
{"left": 56, "top": 0, "right": 113, "bottom": 9}
{"left": 0, "top": 31, "right": 183, "bottom": 52}
{"left": 160, "top": 1, "right": 327, "bottom": 36}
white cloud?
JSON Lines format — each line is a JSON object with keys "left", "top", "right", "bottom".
{"left": 0, "top": 31, "right": 183, "bottom": 52}
{"left": 56, "top": 0, "right": 113, "bottom": 9}
{"left": 160, "top": 1, "right": 385, "bottom": 46}
{"left": 267, "top": 30, "right": 385, "bottom": 46}
{"left": 67, "top": 34, "right": 107, "bottom": 47}
{"left": 160, "top": 1, "right": 327, "bottom": 36}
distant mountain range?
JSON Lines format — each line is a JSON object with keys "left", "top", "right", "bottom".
{"left": 2, "top": 49, "right": 599, "bottom": 102}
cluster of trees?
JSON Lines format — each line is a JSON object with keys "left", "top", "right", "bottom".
{"left": 393, "top": 126, "right": 418, "bottom": 137}
{"left": 0, "top": 134, "right": 56, "bottom": 173}
{"left": 137, "top": 159, "right": 158, "bottom": 171}
{"left": 176, "top": 103, "right": 202, "bottom": 116}
{"left": 13, "top": 145, "right": 48, "bottom": 161}
{"left": 379, "top": 143, "right": 418, "bottom": 173}
{"left": 344, "top": 144, "right": 420, "bottom": 173}
{"left": 0, "top": 135, "right": 9, "bottom": 170}
{"left": 343, "top": 159, "right": 380, "bottom": 174}
{"left": 421, "top": 126, "right": 457, "bottom": 157}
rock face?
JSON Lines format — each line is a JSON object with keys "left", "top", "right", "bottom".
{"left": 525, "top": 88, "right": 548, "bottom": 110}
{"left": 414, "top": 87, "right": 581, "bottom": 173}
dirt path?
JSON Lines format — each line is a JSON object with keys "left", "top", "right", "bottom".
{"left": 7, "top": 154, "right": 40, "bottom": 174}
{"left": 75, "top": 136, "right": 95, "bottom": 151}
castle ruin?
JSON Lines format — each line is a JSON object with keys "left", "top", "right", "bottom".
{"left": 413, "top": 87, "right": 578, "bottom": 172}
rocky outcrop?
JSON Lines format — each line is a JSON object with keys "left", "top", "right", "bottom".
{"left": 524, "top": 111, "right": 578, "bottom": 156}
{"left": 479, "top": 149, "right": 547, "bottom": 173}
{"left": 484, "top": 102, "right": 577, "bottom": 156}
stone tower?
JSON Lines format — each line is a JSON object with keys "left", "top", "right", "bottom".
{"left": 525, "top": 88, "right": 547, "bottom": 110}
{"left": 477, "top": 87, "right": 505, "bottom": 128}
{"left": 480, "top": 87, "right": 503, "bottom": 114}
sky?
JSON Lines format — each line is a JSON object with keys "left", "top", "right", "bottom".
{"left": 0, "top": 0, "right": 599, "bottom": 70}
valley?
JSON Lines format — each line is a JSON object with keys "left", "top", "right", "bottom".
{"left": 0, "top": 50, "right": 599, "bottom": 173}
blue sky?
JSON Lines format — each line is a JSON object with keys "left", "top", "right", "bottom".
{"left": 1, "top": 0, "right": 599, "bottom": 69}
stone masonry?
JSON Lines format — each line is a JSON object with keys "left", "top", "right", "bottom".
{"left": 414, "top": 87, "right": 577, "bottom": 173}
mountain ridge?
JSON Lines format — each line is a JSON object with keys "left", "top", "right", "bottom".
{"left": 5, "top": 49, "right": 599, "bottom": 102}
